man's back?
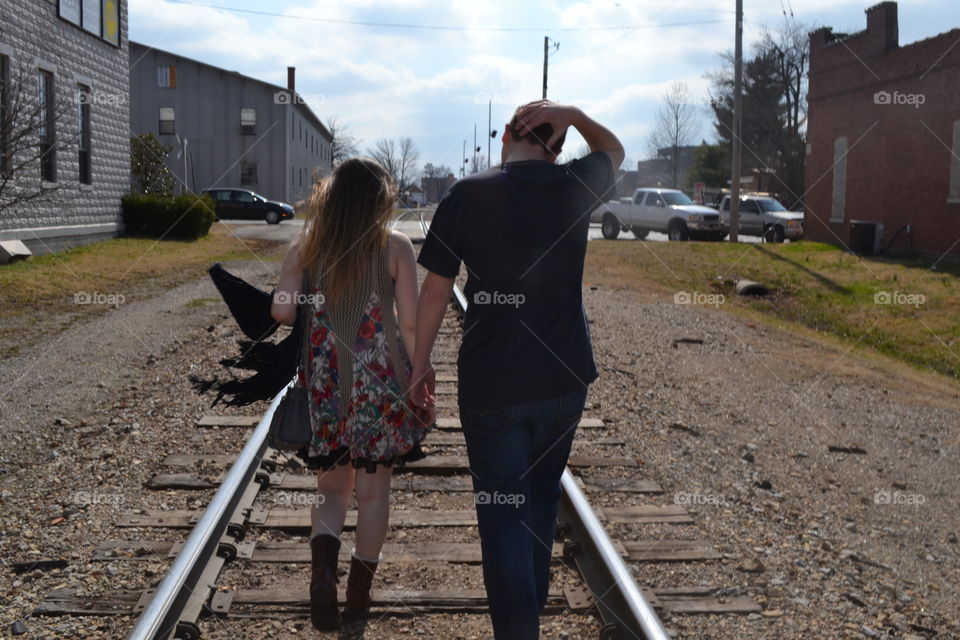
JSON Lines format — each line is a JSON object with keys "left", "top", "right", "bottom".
{"left": 418, "top": 151, "right": 614, "bottom": 408}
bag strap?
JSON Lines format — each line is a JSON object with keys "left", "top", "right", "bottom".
{"left": 297, "top": 269, "right": 311, "bottom": 375}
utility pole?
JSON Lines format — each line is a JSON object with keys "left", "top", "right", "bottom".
{"left": 729, "top": 0, "right": 744, "bottom": 243}
{"left": 473, "top": 124, "right": 477, "bottom": 174}
{"left": 542, "top": 36, "right": 548, "bottom": 99}
{"left": 487, "top": 99, "right": 492, "bottom": 168}
{"left": 461, "top": 139, "right": 466, "bottom": 178}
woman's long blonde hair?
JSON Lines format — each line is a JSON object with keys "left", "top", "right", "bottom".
{"left": 298, "top": 158, "right": 397, "bottom": 302}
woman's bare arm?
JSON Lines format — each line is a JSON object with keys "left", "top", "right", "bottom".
{"left": 271, "top": 239, "right": 304, "bottom": 326}
{"left": 389, "top": 231, "right": 418, "bottom": 359}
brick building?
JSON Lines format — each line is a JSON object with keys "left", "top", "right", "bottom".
{"left": 805, "top": 2, "right": 960, "bottom": 256}
{"left": 0, "top": 0, "right": 130, "bottom": 257}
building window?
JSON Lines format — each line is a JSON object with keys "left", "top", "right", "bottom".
{"left": 950, "top": 121, "right": 960, "bottom": 203}
{"left": 291, "top": 165, "right": 295, "bottom": 185}
{"left": 158, "top": 107, "right": 175, "bottom": 135}
{"left": 58, "top": 0, "right": 120, "bottom": 46}
{"left": 81, "top": 0, "right": 101, "bottom": 36}
{"left": 240, "top": 161, "right": 258, "bottom": 185}
{"left": 77, "top": 84, "right": 92, "bottom": 185}
{"left": 241, "top": 108, "right": 256, "bottom": 135}
{"left": 157, "top": 65, "right": 177, "bottom": 88}
{"left": 0, "top": 55, "right": 8, "bottom": 176}
{"left": 38, "top": 70, "right": 56, "bottom": 183}
{"left": 830, "top": 136, "right": 847, "bottom": 223}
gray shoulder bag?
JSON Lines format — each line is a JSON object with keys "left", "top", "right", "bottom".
{"left": 267, "top": 270, "right": 314, "bottom": 451}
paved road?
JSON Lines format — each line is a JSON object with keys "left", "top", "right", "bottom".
{"left": 218, "top": 218, "right": 767, "bottom": 245}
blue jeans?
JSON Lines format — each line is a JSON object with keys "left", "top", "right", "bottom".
{"left": 460, "top": 388, "right": 588, "bottom": 640}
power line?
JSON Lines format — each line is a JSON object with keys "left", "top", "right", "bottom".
{"left": 163, "top": 0, "right": 730, "bottom": 32}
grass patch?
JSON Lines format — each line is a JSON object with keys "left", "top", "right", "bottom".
{"left": 0, "top": 224, "right": 285, "bottom": 358}
{"left": 585, "top": 239, "right": 960, "bottom": 380}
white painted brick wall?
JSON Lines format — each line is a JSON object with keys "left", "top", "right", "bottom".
{"left": 0, "top": 0, "right": 130, "bottom": 234}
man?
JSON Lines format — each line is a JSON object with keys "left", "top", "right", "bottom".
{"left": 411, "top": 100, "right": 623, "bottom": 639}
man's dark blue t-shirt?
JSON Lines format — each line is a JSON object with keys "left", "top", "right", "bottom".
{"left": 417, "top": 151, "right": 615, "bottom": 409}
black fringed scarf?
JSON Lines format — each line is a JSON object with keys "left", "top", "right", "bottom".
{"left": 190, "top": 263, "right": 302, "bottom": 407}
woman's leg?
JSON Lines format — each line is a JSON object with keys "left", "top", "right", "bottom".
{"left": 312, "top": 463, "right": 355, "bottom": 540}
{"left": 309, "top": 463, "right": 354, "bottom": 631}
{"left": 353, "top": 464, "right": 393, "bottom": 557}
{"left": 344, "top": 464, "right": 393, "bottom": 618}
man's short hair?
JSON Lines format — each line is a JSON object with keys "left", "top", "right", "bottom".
{"left": 508, "top": 102, "right": 566, "bottom": 156}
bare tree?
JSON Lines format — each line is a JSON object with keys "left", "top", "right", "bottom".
{"left": 421, "top": 162, "right": 453, "bottom": 202}
{"left": 368, "top": 138, "right": 399, "bottom": 186}
{"left": 368, "top": 137, "right": 420, "bottom": 193}
{"left": 396, "top": 136, "right": 420, "bottom": 193}
{"left": 648, "top": 82, "right": 700, "bottom": 188}
{"left": 325, "top": 116, "right": 359, "bottom": 167}
{"left": 0, "top": 59, "right": 80, "bottom": 213}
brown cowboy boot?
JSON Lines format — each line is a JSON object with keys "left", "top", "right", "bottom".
{"left": 342, "top": 553, "right": 379, "bottom": 619}
{"left": 309, "top": 534, "right": 341, "bottom": 630}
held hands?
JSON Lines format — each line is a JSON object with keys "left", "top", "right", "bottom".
{"left": 409, "top": 362, "right": 436, "bottom": 424}
{"left": 512, "top": 100, "right": 583, "bottom": 153}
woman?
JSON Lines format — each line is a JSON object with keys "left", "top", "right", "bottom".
{"left": 271, "top": 157, "right": 433, "bottom": 631}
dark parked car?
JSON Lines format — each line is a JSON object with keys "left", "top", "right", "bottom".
{"left": 202, "top": 188, "right": 295, "bottom": 224}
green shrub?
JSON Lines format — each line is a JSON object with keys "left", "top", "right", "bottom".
{"left": 122, "top": 193, "right": 215, "bottom": 240}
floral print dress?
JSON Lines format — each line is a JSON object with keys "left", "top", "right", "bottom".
{"left": 296, "top": 251, "right": 430, "bottom": 472}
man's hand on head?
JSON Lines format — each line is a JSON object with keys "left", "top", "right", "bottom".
{"left": 513, "top": 101, "right": 581, "bottom": 152}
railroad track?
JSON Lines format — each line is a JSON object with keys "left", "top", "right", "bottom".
{"left": 35, "top": 267, "right": 760, "bottom": 639}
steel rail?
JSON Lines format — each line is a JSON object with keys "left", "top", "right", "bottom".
{"left": 427, "top": 202, "right": 668, "bottom": 639}
{"left": 126, "top": 386, "right": 286, "bottom": 640}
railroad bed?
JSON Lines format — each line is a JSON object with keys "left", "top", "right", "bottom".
{"left": 35, "top": 287, "right": 760, "bottom": 639}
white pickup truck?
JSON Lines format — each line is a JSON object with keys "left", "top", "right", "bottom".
{"left": 592, "top": 188, "right": 727, "bottom": 241}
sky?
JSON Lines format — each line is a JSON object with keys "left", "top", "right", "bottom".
{"left": 129, "top": 0, "right": 960, "bottom": 174}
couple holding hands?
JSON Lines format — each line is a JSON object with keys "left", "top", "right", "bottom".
{"left": 270, "top": 100, "right": 623, "bottom": 639}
